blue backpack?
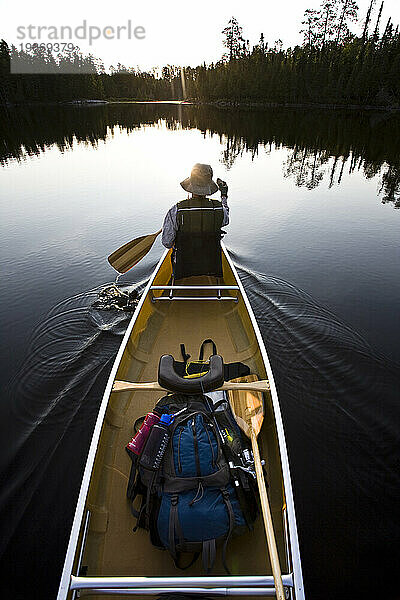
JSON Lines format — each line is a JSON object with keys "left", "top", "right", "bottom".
{"left": 126, "top": 392, "right": 258, "bottom": 573}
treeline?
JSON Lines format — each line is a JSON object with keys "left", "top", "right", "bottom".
{"left": 0, "top": 42, "right": 182, "bottom": 103}
{"left": 185, "top": 32, "right": 400, "bottom": 106}
{"left": 185, "top": 4, "right": 400, "bottom": 107}
{"left": 0, "top": 0, "right": 399, "bottom": 108}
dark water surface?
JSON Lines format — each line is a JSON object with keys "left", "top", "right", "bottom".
{"left": 0, "top": 103, "right": 399, "bottom": 600}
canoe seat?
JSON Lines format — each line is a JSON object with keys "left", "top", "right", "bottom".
{"left": 158, "top": 354, "right": 224, "bottom": 393}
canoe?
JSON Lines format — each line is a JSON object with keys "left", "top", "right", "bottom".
{"left": 57, "top": 244, "right": 305, "bottom": 599}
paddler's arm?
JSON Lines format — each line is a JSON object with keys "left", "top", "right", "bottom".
{"left": 221, "top": 195, "right": 229, "bottom": 226}
{"left": 161, "top": 204, "right": 178, "bottom": 248}
{"left": 217, "top": 178, "right": 229, "bottom": 226}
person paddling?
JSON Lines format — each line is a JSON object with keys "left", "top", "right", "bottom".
{"left": 162, "top": 163, "right": 229, "bottom": 280}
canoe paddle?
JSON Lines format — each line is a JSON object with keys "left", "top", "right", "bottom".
{"left": 108, "top": 229, "right": 162, "bottom": 274}
{"left": 112, "top": 379, "right": 270, "bottom": 393}
{"left": 228, "top": 375, "right": 285, "bottom": 600}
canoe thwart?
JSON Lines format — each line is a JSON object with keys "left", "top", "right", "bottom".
{"left": 112, "top": 379, "right": 270, "bottom": 394}
{"left": 150, "top": 284, "right": 240, "bottom": 302}
{"left": 152, "top": 296, "right": 239, "bottom": 302}
{"left": 150, "top": 285, "right": 240, "bottom": 290}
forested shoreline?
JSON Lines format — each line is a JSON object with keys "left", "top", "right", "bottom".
{"left": 1, "top": 1, "right": 399, "bottom": 109}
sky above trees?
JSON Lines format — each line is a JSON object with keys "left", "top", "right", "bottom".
{"left": 2, "top": 0, "right": 400, "bottom": 70}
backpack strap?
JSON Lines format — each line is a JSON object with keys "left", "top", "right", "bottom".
{"left": 202, "top": 539, "right": 217, "bottom": 574}
{"left": 221, "top": 487, "right": 235, "bottom": 575}
{"left": 180, "top": 343, "right": 191, "bottom": 364}
{"left": 199, "top": 339, "right": 217, "bottom": 360}
{"left": 168, "top": 493, "right": 184, "bottom": 561}
{"left": 169, "top": 495, "right": 201, "bottom": 571}
{"left": 163, "top": 464, "right": 230, "bottom": 493}
{"left": 126, "top": 451, "right": 148, "bottom": 531}
{"left": 144, "top": 472, "right": 157, "bottom": 529}
{"left": 126, "top": 449, "right": 144, "bottom": 512}
{"left": 131, "top": 502, "right": 146, "bottom": 532}
{"left": 126, "top": 450, "right": 139, "bottom": 501}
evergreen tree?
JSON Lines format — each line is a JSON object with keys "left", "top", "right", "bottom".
{"left": 335, "top": 0, "right": 359, "bottom": 44}
{"left": 221, "top": 17, "right": 245, "bottom": 60}
{"left": 301, "top": 9, "right": 321, "bottom": 48}
{"left": 362, "top": 0, "right": 376, "bottom": 42}
{"left": 319, "top": 0, "right": 338, "bottom": 46}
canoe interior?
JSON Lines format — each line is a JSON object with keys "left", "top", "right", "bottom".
{"left": 74, "top": 250, "right": 288, "bottom": 597}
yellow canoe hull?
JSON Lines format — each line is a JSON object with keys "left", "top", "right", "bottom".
{"left": 57, "top": 245, "right": 305, "bottom": 599}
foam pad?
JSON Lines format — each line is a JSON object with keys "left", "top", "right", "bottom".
{"left": 158, "top": 354, "right": 224, "bottom": 394}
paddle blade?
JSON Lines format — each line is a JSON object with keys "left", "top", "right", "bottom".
{"left": 228, "top": 374, "right": 265, "bottom": 438}
{"left": 108, "top": 229, "right": 162, "bottom": 273}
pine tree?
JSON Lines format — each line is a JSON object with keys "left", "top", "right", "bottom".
{"left": 362, "top": 0, "right": 376, "bottom": 43}
{"left": 301, "top": 9, "right": 321, "bottom": 48}
{"left": 335, "top": 0, "right": 359, "bottom": 45}
{"left": 319, "top": 0, "right": 338, "bottom": 47}
{"left": 221, "top": 17, "right": 245, "bottom": 60}
{"left": 372, "top": 1, "right": 384, "bottom": 41}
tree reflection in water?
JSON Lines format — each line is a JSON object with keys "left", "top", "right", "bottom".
{"left": 1, "top": 103, "right": 399, "bottom": 207}
{"left": 283, "top": 142, "right": 400, "bottom": 207}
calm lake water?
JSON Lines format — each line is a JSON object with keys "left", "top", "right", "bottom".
{"left": 0, "top": 102, "right": 399, "bottom": 600}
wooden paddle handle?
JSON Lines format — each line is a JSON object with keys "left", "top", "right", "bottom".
{"left": 112, "top": 380, "right": 270, "bottom": 393}
{"left": 251, "top": 430, "right": 286, "bottom": 600}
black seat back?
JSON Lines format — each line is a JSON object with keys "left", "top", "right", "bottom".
{"left": 158, "top": 354, "right": 224, "bottom": 394}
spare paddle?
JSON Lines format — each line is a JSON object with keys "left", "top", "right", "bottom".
{"left": 112, "top": 379, "right": 270, "bottom": 393}
{"left": 108, "top": 229, "right": 162, "bottom": 274}
{"left": 228, "top": 375, "right": 285, "bottom": 600}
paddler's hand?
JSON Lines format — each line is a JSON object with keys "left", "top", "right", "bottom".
{"left": 216, "top": 178, "right": 228, "bottom": 198}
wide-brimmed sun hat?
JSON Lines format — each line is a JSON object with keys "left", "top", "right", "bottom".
{"left": 180, "top": 163, "right": 219, "bottom": 196}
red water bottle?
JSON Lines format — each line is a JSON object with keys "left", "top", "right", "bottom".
{"left": 126, "top": 412, "right": 161, "bottom": 455}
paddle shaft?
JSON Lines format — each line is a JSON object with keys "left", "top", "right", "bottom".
{"left": 112, "top": 380, "right": 270, "bottom": 393}
{"left": 250, "top": 429, "right": 285, "bottom": 600}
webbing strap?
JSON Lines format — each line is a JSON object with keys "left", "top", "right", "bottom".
{"left": 168, "top": 494, "right": 179, "bottom": 560}
{"left": 199, "top": 339, "right": 217, "bottom": 360}
{"left": 169, "top": 494, "right": 185, "bottom": 561}
{"left": 131, "top": 503, "right": 146, "bottom": 532}
{"left": 221, "top": 487, "right": 235, "bottom": 575}
{"left": 144, "top": 477, "right": 153, "bottom": 530}
{"left": 127, "top": 467, "right": 138, "bottom": 502}
{"left": 126, "top": 449, "right": 139, "bottom": 500}
{"left": 202, "top": 539, "right": 217, "bottom": 573}
{"left": 163, "top": 464, "right": 230, "bottom": 493}
{"left": 180, "top": 343, "right": 190, "bottom": 364}
{"left": 126, "top": 455, "right": 144, "bottom": 529}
